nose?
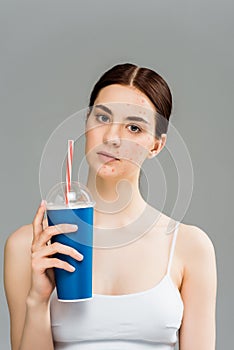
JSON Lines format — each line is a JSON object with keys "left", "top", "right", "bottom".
{"left": 103, "top": 123, "right": 121, "bottom": 147}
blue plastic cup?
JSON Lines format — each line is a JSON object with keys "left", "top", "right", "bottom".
{"left": 46, "top": 182, "right": 95, "bottom": 302}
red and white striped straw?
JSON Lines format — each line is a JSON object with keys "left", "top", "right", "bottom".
{"left": 65, "top": 139, "right": 74, "bottom": 205}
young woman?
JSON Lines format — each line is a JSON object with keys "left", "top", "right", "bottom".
{"left": 4, "top": 63, "right": 217, "bottom": 350}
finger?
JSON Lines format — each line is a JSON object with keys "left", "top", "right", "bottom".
{"left": 49, "top": 242, "right": 84, "bottom": 261}
{"left": 32, "top": 201, "right": 46, "bottom": 238}
{"left": 36, "top": 224, "right": 78, "bottom": 247}
{"left": 43, "top": 217, "right": 48, "bottom": 230}
{"left": 32, "top": 257, "right": 76, "bottom": 273}
{"left": 45, "top": 258, "right": 76, "bottom": 272}
{"left": 32, "top": 242, "right": 84, "bottom": 261}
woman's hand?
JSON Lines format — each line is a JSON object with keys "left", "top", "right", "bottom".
{"left": 29, "top": 200, "right": 84, "bottom": 304}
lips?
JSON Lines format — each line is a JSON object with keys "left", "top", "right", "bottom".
{"left": 97, "top": 151, "right": 120, "bottom": 162}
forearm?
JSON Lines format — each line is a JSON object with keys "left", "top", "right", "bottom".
{"left": 19, "top": 295, "right": 54, "bottom": 350}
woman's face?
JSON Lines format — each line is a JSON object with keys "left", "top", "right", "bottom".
{"left": 85, "top": 84, "right": 162, "bottom": 180}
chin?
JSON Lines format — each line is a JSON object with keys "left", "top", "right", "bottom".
{"left": 88, "top": 157, "right": 140, "bottom": 180}
{"left": 96, "top": 165, "right": 122, "bottom": 178}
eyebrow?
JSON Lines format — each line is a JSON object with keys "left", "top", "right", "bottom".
{"left": 125, "top": 116, "right": 149, "bottom": 124}
{"left": 95, "top": 104, "right": 113, "bottom": 115}
{"left": 94, "top": 104, "right": 150, "bottom": 124}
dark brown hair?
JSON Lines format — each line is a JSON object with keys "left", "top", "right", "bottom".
{"left": 88, "top": 63, "right": 172, "bottom": 139}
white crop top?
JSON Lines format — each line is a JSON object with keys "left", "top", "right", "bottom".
{"left": 50, "top": 222, "right": 184, "bottom": 350}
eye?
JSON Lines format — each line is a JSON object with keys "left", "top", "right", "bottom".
{"left": 127, "top": 124, "right": 142, "bottom": 133}
{"left": 96, "top": 114, "right": 110, "bottom": 124}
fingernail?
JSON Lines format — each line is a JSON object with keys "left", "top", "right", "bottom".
{"left": 73, "top": 249, "right": 83, "bottom": 259}
{"left": 41, "top": 200, "right": 45, "bottom": 207}
{"left": 70, "top": 266, "right": 76, "bottom": 272}
{"left": 71, "top": 224, "right": 78, "bottom": 230}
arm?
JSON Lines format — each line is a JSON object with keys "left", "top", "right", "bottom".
{"left": 4, "top": 202, "right": 83, "bottom": 350}
{"left": 179, "top": 225, "right": 217, "bottom": 350}
{"left": 4, "top": 225, "right": 33, "bottom": 349}
{"left": 4, "top": 224, "right": 54, "bottom": 350}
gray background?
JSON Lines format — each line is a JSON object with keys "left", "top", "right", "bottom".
{"left": 1, "top": 0, "right": 233, "bottom": 349}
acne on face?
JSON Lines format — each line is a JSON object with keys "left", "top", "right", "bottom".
{"left": 94, "top": 85, "right": 156, "bottom": 113}
{"left": 85, "top": 84, "right": 158, "bottom": 178}
{"left": 86, "top": 140, "right": 154, "bottom": 179}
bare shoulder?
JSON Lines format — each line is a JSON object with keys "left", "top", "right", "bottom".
{"left": 152, "top": 210, "right": 216, "bottom": 261}
{"left": 176, "top": 222, "right": 217, "bottom": 287}
{"left": 178, "top": 222, "right": 216, "bottom": 256}
{"left": 5, "top": 218, "right": 48, "bottom": 252}
{"left": 158, "top": 210, "right": 215, "bottom": 251}
{"left": 5, "top": 223, "right": 33, "bottom": 254}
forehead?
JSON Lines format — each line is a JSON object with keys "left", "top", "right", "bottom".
{"left": 94, "top": 84, "right": 156, "bottom": 113}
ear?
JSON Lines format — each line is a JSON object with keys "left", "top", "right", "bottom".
{"left": 148, "top": 134, "right": 167, "bottom": 159}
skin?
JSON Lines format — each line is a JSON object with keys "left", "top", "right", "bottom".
{"left": 4, "top": 84, "right": 217, "bottom": 350}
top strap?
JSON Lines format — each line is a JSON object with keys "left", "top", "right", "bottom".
{"left": 166, "top": 221, "right": 180, "bottom": 276}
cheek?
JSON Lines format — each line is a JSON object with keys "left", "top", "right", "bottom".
{"left": 120, "top": 142, "right": 148, "bottom": 165}
{"left": 85, "top": 130, "right": 101, "bottom": 153}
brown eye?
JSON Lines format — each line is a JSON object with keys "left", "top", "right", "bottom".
{"left": 127, "top": 124, "right": 142, "bottom": 133}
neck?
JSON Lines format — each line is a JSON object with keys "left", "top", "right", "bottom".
{"left": 86, "top": 170, "right": 147, "bottom": 228}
